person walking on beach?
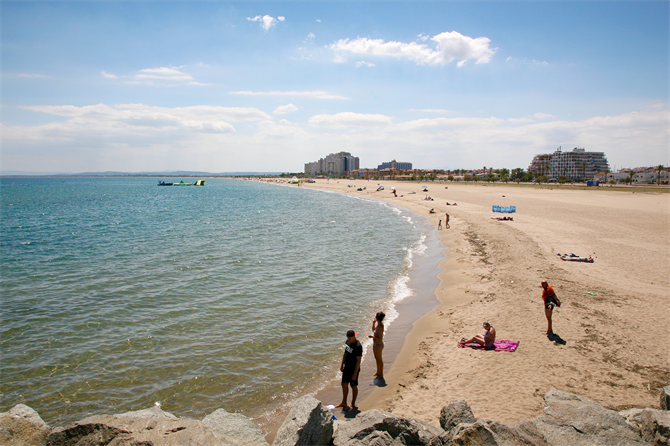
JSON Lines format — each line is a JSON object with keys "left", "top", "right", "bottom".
{"left": 369, "top": 312, "right": 385, "bottom": 379}
{"left": 338, "top": 330, "right": 362, "bottom": 410}
{"left": 541, "top": 280, "right": 561, "bottom": 335}
{"left": 438, "top": 219, "right": 442, "bottom": 230}
{"left": 445, "top": 213, "right": 450, "bottom": 229}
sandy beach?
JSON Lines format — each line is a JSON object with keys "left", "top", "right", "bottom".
{"left": 302, "top": 179, "right": 669, "bottom": 426}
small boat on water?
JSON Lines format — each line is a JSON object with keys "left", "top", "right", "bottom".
{"left": 158, "top": 180, "right": 205, "bottom": 186}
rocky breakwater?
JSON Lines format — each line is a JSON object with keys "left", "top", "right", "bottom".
{"left": 2, "top": 387, "right": 669, "bottom": 446}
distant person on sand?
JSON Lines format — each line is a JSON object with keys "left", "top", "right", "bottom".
{"left": 541, "top": 280, "right": 561, "bottom": 335}
{"left": 369, "top": 312, "right": 385, "bottom": 379}
{"left": 338, "top": 330, "right": 362, "bottom": 410}
{"left": 459, "top": 322, "right": 496, "bottom": 348}
{"left": 429, "top": 208, "right": 436, "bottom": 214}
{"left": 445, "top": 213, "right": 450, "bottom": 229}
{"left": 438, "top": 219, "right": 442, "bottom": 230}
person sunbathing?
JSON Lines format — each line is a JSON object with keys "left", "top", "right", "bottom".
{"left": 491, "top": 216, "right": 513, "bottom": 221}
{"left": 560, "top": 254, "right": 593, "bottom": 262}
{"left": 459, "top": 322, "right": 496, "bottom": 348}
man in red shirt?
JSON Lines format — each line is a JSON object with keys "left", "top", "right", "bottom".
{"left": 542, "top": 280, "right": 561, "bottom": 335}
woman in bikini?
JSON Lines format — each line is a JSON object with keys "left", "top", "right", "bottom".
{"left": 459, "top": 322, "right": 496, "bottom": 348}
{"left": 369, "top": 312, "right": 385, "bottom": 379}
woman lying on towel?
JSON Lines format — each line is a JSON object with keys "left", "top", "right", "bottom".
{"left": 491, "top": 216, "right": 513, "bottom": 221}
{"left": 459, "top": 322, "right": 496, "bottom": 348}
{"left": 560, "top": 254, "right": 594, "bottom": 263}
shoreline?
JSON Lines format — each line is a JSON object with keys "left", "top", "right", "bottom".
{"left": 301, "top": 178, "right": 669, "bottom": 427}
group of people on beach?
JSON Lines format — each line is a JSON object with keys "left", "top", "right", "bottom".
{"left": 457, "top": 280, "right": 561, "bottom": 349}
{"left": 337, "top": 311, "right": 385, "bottom": 411}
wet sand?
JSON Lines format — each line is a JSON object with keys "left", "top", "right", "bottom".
{"left": 302, "top": 179, "right": 670, "bottom": 426}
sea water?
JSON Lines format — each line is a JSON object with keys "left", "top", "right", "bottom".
{"left": 0, "top": 177, "right": 434, "bottom": 428}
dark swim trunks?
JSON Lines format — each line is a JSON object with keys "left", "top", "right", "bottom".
{"left": 545, "top": 302, "right": 556, "bottom": 310}
{"left": 341, "top": 367, "right": 359, "bottom": 386}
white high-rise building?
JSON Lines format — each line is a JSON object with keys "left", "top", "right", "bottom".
{"left": 304, "top": 152, "right": 360, "bottom": 176}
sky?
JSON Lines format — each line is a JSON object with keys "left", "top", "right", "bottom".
{"left": 1, "top": 1, "right": 668, "bottom": 174}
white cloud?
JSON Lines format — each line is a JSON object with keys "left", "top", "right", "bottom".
{"left": 13, "top": 103, "right": 273, "bottom": 142}
{"left": 355, "top": 61, "right": 375, "bottom": 68}
{"left": 3, "top": 104, "right": 666, "bottom": 173}
{"left": 136, "top": 67, "right": 193, "bottom": 81}
{"left": 18, "top": 73, "right": 48, "bottom": 78}
{"left": 507, "top": 112, "right": 555, "bottom": 123}
{"left": 229, "top": 90, "right": 349, "bottom": 100}
{"left": 328, "top": 31, "right": 496, "bottom": 67}
{"left": 274, "top": 103, "right": 299, "bottom": 114}
{"left": 247, "top": 15, "right": 284, "bottom": 32}
{"left": 308, "top": 112, "right": 393, "bottom": 129}
{"left": 409, "top": 109, "right": 453, "bottom": 114}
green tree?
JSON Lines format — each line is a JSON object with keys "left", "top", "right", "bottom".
{"left": 557, "top": 175, "right": 568, "bottom": 185}
{"left": 657, "top": 165, "right": 665, "bottom": 185}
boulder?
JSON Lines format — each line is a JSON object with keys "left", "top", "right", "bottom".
{"left": 449, "top": 420, "right": 497, "bottom": 446}
{"left": 619, "top": 408, "right": 645, "bottom": 436}
{"left": 439, "top": 401, "right": 477, "bottom": 432}
{"left": 273, "top": 396, "right": 333, "bottom": 446}
{"left": 0, "top": 404, "right": 50, "bottom": 446}
{"left": 482, "top": 420, "right": 549, "bottom": 446}
{"left": 532, "top": 390, "right": 647, "bottom": 446}
{"left": 640, "top": 408, "right": 670, "bottom": 445}
{"left": 662, "top": 386, "right": 670, "bottom": 411}
{"left": 332, "top": 408, "right": 443, "bottom": 446}
{"left": 46, "top": 406, "right": 225, "bottom": 446}
{"left": 203, "top": 408, "right": 269, "bottom": 446}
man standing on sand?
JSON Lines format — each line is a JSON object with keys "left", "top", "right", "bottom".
{"left": 438, "top": 219, "right": 442, "bottom": 230}
{"left": 541, "top": 280, "right": 561, "bottom": 335}
{"left": 338, "top": 330, "right": 362, "bottom": 410}
{"left": 445, "top": 213, "right": 450, "bottom": 229}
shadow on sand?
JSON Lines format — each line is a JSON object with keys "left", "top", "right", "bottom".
{"left": 548, "top": 332, "right": 566, "bottom": 345}
{"left": 372, "top": 377, "right": 387, "bottom": 387}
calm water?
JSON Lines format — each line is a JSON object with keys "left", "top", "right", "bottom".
{"left": 0, "top": 177, "right": 431, "bottom": 427}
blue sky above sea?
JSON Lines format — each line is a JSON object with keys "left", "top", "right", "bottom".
{"left": 2, "top": 1, "right": 668, "bottom": 173}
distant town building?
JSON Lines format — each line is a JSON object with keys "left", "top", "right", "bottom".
{"left": 377, "top": 160, "right": 413, "bottom": 170}
{"left": 304, "top": 152, "right": 360, "bottom": 176}
{"left": 529, "top": 147, "right": 609, "bottom": 181}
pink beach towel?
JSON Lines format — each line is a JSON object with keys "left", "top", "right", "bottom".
{"left": 459, "top": 340, "right": 519, "bottom": 352}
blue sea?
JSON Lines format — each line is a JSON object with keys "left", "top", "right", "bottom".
{"left": 0, "top": 177, "right": 437, "bottom": 430}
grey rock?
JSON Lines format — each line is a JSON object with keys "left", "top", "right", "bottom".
{"left": 333, "top": 409, "right": 443, "bottom": 446}
{"left": 273, "top": 396, "right": 333, "bottom": 446}
{"left": 46, "top": 408, "right": 225, "bottom": 446}
{"left": 439, "top": 401, "right": 477, "bottom": 432}
{"left": 620, "top": 408, "right": 646, "bottom": 436}
{"left": 0, "top": 405, "right": 50, "bottom": 446}
{"left": 482, "top": 419, "right": 549, "bottom": 446}
{"left": 662, "top": 386, "right": 670, "bottom": 411}
{"left": 532, "top": 389, "right": 647, "bottom": 446}
{"left": 7, "top": 404, "right": 50, "bottom": 429}
{"left": 640, "top": 408, "right": 670, "bottom": 445}
{"left": 116, "top": 405, "right": 179, "bottom": 420}
{"left": 203, "top": 408, "right": 269, "bottom": 446}
{"left": 449, "top": 420, "right": 497, "bottom": 446}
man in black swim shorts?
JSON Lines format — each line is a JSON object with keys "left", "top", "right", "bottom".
{"left": 337, "top": 330, "right": 362, "bottom": 410}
